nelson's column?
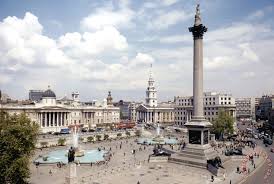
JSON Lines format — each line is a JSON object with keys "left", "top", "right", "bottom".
{"left": 171, "top": 4, "right": 218, "bottom": 168}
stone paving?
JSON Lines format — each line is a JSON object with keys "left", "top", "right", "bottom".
{"left": 29, "top": 136, "right": 266, "bottom": 184}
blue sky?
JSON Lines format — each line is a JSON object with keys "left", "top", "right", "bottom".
{"left": 0, "top": 0, "right": 274, "bottom": 102}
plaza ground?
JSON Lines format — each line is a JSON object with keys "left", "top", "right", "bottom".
{"left": 30, "top": 134, "right": 267, "bottom": 184}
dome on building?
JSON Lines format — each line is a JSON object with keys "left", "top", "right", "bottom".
{"left": 42, "top": 89, "right": 56, "bottom": 98}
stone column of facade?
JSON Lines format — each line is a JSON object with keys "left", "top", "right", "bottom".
{"left": 45, "top": 112, "right": 48, "bottom": 127}
{"left": 60, "top": 112, "right": 63, "bottom": 126}
{"left": 53, "top": 112, "right": 55, "bottom": 127}
{"left": 50, "top": 112, "right": 52, "bottom": 127}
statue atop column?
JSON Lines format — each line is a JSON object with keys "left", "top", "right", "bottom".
{"left": 195, "top": 4, "right": 201, "bottom": 26}
{"left": 68, "top": 147, "right": 75, "bottom": 163}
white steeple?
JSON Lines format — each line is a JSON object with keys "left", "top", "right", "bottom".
{"left": 145, "top": 64, "right": 157, "bottom": 107}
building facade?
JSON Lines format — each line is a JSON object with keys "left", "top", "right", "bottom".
{"left": 113, "top": 100, "right": 131, "bottom": 120}
{"left": 235, "top": 97, "right": 255, "bottom": 119}
{"left": 0, "top": 88, "right": 120, "bottom": 133}
{"left": 174, "top": 92, "right": 236, "bottom": 126}
{"left": 133, "top": 66, "right": 175, "bottom": 125}
{"left": 256, "top": 95, "right": 274, "bottom": 121}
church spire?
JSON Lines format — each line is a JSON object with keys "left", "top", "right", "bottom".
{"left": 145, "top": 64, "right": 157, "bottom": 107}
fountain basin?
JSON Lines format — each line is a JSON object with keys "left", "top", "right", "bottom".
{"left": 75, "top": 150, "right": 85, "bottom": 157}
{"left": 34, "top": 149, "right": 107, "bottom": 164}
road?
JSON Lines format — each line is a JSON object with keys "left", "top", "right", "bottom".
{"left": 238, "top": 122, "right": 274, "bottom": 184}
{"left": 243, "top": 139, "right": 273, "bottom": 184}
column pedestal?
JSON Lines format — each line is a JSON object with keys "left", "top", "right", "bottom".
{"left": 65, "top": 163, "right": 77, "bottom": 184}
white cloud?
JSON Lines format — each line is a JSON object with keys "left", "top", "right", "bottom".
{"left": 242, "top": 71, "right": 255, "bottom": 79}
{"left": 59, "top": 26, "right": 128, "bottom": 59}
{"left": 161, "top": 0, "right": 179, "bottom": 6}
{"left": 80, "top": 6, "right": 134, "bottom": 31}
{"left": 129, "top": 53, "right": 155, "bottom": 67}
{"left": 147, "top": 10, "right": 192, "bottom": 30}
{"left": 159, "top": 35, "right": 189, "bottom": 43}
{"left": 239, "top": 43, "right": 259, "bottom": 62}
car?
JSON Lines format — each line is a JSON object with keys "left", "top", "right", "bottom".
{"left": 60, "top": 128, "right": 70, "bottom": 134}
{"left": 263, "top": 137, "right": 273, "bottom": 145}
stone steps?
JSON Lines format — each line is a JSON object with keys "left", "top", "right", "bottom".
{"left": 168, "top": 155, "right": 207, "bottom": 169}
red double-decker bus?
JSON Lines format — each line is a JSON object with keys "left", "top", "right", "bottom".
{"left": 116, "top": 121, "right": 136, "bottom": 129}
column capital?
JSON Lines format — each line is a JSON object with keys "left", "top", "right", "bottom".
{"left": 189, "top": 24, "right": 207, "bottom": 39}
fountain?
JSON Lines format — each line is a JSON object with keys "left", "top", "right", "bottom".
{"left": 137, "top": 123, "right": 179, "bottom": 145}
{"left": 152, "top": 123, "right": 165, "bottom": 144}
{"left": 71, "top": 126, "right": 85, "bottom": 157}
{"left": 34, "top": 125, "right": 108, "bottom": 164}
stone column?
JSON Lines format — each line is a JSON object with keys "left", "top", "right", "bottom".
{"left": 189, "top": 6, "right": 207, "bottom": 121}
{"left": 60, "top": 112, "right": 62, "bottom": 126}
{"left": 45, "top": 112, "right": 48, "bottom": 127}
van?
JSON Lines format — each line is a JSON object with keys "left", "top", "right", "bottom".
{"left": 60, "top": 128, "right": 70, "bottom": 134}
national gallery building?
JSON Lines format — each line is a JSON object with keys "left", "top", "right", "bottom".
{"left": 0, "top": 88, "right": 120, "bottom": 133}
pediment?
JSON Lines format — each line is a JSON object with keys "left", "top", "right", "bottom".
{"left": 136, "top": 104, "right": 149, "bottom": 111}
{"left": 39, "top": 106, "right": 69, "bottom": 110}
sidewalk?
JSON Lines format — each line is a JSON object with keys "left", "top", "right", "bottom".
{"left": 215, "top": 146, "right": 266, "bottom": 184}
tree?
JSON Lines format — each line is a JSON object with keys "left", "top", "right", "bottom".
{"left": 87, "top": 136, "right": 94, "bottom": 143}
{"left": 135, "top": 130, "right": 141, "bottom": 137}
{"left": 125, "top": 131, "right": 131, "bottom": 137}
{"left": 117, "top": 132, "right": 122, "bottom": 138}
{"left": 58, "top": 138, "right": 66, "bottom": 146}
{"left": 0, "top": 111, "right": 39, "bottom": 184}
{"left": 104, "top": 134, "right": 109, "bottom": 140}
{"left": 212, "top": 110, "right": 234, "bottom": 139}
{"left": 95, "top": 134, "right": 102, "bottom": 141}
{"left": 40, "top": 141, "right": 48, "bottom": 148}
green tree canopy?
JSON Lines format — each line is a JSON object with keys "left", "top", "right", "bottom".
{"left": 87, "top": 136, "right": 94, "bottom": 143}
{"left": 135, "top": 130, "right": 141, "bottom": 137}
{"left": 125, "top": 131, "right": 130, "bottom": 137}
{"left": 58, "top": 138, "right": 66, "bottom": 146}
{"left": 0, "top": 111, "right": 39, "bottom": 184}
{"left": 103, "top": 134, "right": 109, "bottom": 140}
{"left": 95, "top": 134, "right": 102, "bottom": 141}
{"left": 212, "top": 110, "right": 234, "bottom": 139}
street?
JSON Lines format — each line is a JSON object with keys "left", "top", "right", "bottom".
{"left": 237, "top": 122, "right": 274, "bottom": 184}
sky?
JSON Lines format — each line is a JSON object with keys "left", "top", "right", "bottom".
{"left": 0, "top": 0, "right": 274, "bottom": 102}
